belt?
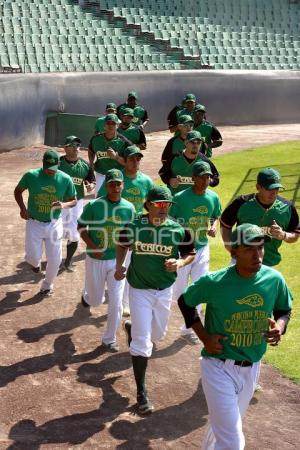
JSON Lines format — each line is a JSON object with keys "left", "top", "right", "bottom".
{"left": 31, "top": 218, "right": 52, "bottom": 223}
{"left": 220, "top": 358, "right": 253, "bottom": 367}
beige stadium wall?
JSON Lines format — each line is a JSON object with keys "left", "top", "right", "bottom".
{"left": 0, "top": 70, "right": 300, "bottom": 151}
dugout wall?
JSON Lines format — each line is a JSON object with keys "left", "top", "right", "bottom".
{"left": 0, "top": 70, "right": 300, "bottom": 151}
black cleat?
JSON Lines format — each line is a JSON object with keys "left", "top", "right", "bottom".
{"left": 81, "top": 296, "right": 90, "bottom": 308}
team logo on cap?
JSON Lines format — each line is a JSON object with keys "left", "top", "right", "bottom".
{"left": 41, "top": 186, "right": 56, "bottom": 193}
{"left": 236, "top": 294, "right": 264, "bottom": 308}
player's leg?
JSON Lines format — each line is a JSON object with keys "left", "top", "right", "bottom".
{"left": 128, "top": 287, "right": 155, "bottom": 413}
{"left": 64, "top": 199, "right": 84, "bottom": 270}
{"left": 42, "top": 219, "right": 63, "bottom": 292}
{"left": 82, "top": 255, "right": 106, "bottom": 306}
{"left": 151, "top": 287, "right": 173, "bottom": 343}
{"left": 95, "top": 173, "right": 105, "bottom": 198}
{"left": 122, "top": 249, "right": 132, "bottom": 317}
{"left": 102, "top": 259, "right": 125, "bottom": 349}
{"left": 25, "top": 219, "right": 44, "bottom": 271}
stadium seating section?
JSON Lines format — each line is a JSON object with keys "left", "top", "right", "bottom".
{"left": 0, "top": 0, "right": 299, "bottom": 73}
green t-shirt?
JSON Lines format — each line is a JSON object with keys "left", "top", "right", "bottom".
{"left": 78, "top": 197, "right": 135, "bottom": 260}
{"left": 89, "top": 133, "right": 125, "bottom": 174}
{"left": 171, "top": 137, "right": 186, "bottom": 156}
{"left": 59, "top": 157, "right": 90, "bottom": 200}
{"left": 171, "top": 187, "right": 222, "bottom": 249}
{"left": 183, "top": 265, "right": 293, "bottom": 362}
{"left": 169, "top": 154, "right": 205, "bottom": 194}
{"left": 95, "top": 116, "right": 106, "bottom": 134}
{"left": 97, "top": 171, "right": 153, "bottom": 214}
{"left": 194, "top": 121, "right": 213, "bottom": 144}
{"left": 118, "top": 104, "right": 147, "bottom": 126}
{"left": 18, "top": 168, "right": 76, "bottom": 221}
{"left": 118, "top": 125, "right": 142, "bottom": 145}
{"left": 123, "top": 216, "right": 187, "bottom": 289}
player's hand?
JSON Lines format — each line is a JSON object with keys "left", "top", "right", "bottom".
{"left": 203, "top": 334, "right": 227, "bottom": 354}
{"left": 264, "top": 318, "right": 282, "bottom": 346}
{"left": 107, "top": 148, "right": 117, "bottom": 159}
{"left": 164, "top": 258, "right": 180, "bottom": 272}
{"left": 52, "top": 201, "right": 64, "bottom": 209}
{"left": 114, "top": 266, "right": 126, "bottom": 280}
{"left": 20, "top": 208, "right": 30, "bottom": 220}
{"left": 269, "top": 220, "right": 285, "bottom": 240}
{"left": 207, "top": 226, "right": 217, "bottom": 237}
{"left": 169, "top": 177, "right": 180, "bottom": 188}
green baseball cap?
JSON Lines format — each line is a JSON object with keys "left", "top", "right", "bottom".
{"left": 106, "top": 102, "right": 117, "bottom": 110}
{"left": 231, "top": 223, "right": 271, "bottom": 248}
{"left": 192, "top": 161, "right": 213, "bottom": 176}
{"left": 257, "top": 168, "right": 283, "bottom": 190}
{"left": 134, "top": 106, "right": 145, "bottom": 119}
{"left": 105, "top": 113, "right": 120, "bottom": 124}
{"left": 186, "top": 130, "right": 202, "bottom": 142}
{"left": 128, "top": 91, "right": 138, "bottom": 99}
{"left": 184, "top": 93, "right": 196, "bottom": 102}
{"left": 146, "top": 186, "right": 174, "bottom": 203}
{"left": 178, "top": 114, "right": 194, "bottom": 125}
{"left": 122, "top": 107, "right": 134, "bottom": 117}
{"left": 105, "top": 169, "right": 124, "bottom": 183}
{"left": 194, "top": 104, "right": 206, "bottom": 113}
{"left": 43, "top": 149, "right": 60, "bottom": 171}
{"left": 124, "top": 145, "right": 144, "bottom": 159}
{"left": 64, "top": 136, "right": 81, "bottom": 147}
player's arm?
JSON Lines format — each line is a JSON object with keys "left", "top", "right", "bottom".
{"left": 158, "top": 153, "right": 176, "bottom": 186}
{"left": 88, "top": 137, "right": 96, "bottom": 168}
{"left": 77, "top": 223, "right": 103, "bottom": 259}
{"left": 84, "top": 163, "right": 96, "bottom": 193}
{"left": 265, "top": 310, "right": 292, "bottom": 346}
{"left": 207, "top": 218, "right": 219, "bottom": 237}
{"left": 137, "top": 129, "right": 147, "bottom": 150}
{"left": 141, "top": 110, "right": 149, "bottom": 129}
{"left": 161, "top": 137, "right": 175, "bottom": 164}
{"left": 209, "top": 126, "right": 223, "bottom": 148}
{"left": 107, "top": 147, "right": 125, "bottom": 166}
{"left": 14, "top": 185, "right": 30, "bottom": 220}
{"left": 220, "top": 196, "right": 245, "bottom": 251}
{"left": 164, "top": 230, "right": 196, "bottom": 272}
{"left": 114, "top": 227, "right": 132, "bottom": 280}
{"left": 270, "top": 206, "right": 300, "bottom": 243}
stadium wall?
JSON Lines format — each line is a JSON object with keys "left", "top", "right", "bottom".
{"left": 0, "top": 70, "right": 300, "bottom": 151}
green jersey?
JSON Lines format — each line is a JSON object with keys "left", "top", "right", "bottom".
{"left": 118, "top": 125, "right": 145, "bottom": 146}
{"left": 221, "top": 194, "right": 300, "bottom": 266}
{"left": 120, "top": 216, "right": 194, "bottom": 289}
{"left": 194, "top": 120, "right": 213, "bottom": 144}
{"left": 78, "top": 197, "right": 135, "bottom": 260}
{"left": 98, "top": 171, "right": 153, "bottom": 214}
{"left": 89, "top": 133, "right": 126, "bottom": 174}
{"left": 18, "top": 168, "right": 76, "bottom": 221}
{"left": 183, "top": 265, "right": 293, "bottom": 362}
{"left": 95, "top": 116, "right": 106, "bottom": 134}
{"left": 169, "top": 154, "right": 205, "bottom": 194}
{"left": 59, "top": 156, "right": 94, "bottom": 200}
{"left": 171, "top": 187, "right": 222, "bottom": 249}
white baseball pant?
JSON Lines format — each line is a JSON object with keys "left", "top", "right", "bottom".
{"left": 62, "top": 198, "right": 84, "bottom": 242}
{"left": 82, "top": 255, "right": 125, "bottom": 345}
{"left": 25, "top": 218, "right": 63, "bottom": 291}
{"left": 122, "top": 249, "right": 132, "bottom": 310}
{"left": 129, "top": 286, "right": 173, "bottom": 358}
{"left": 201, "top": 357, "right": 260, "bottom": 450}
{"left": 173, "top": 245, "right": 209, "bottom": 336}
{"left": 95, "top": 173, "right": 105, "bottom": 198}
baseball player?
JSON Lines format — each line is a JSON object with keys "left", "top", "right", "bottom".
{"left": 117, "top": 108, "right": 147, "bottom": 150}
{"left": 95, "top": 102, "right": 117, "bottom": 135}
{"left": 159, "top": 130, "right": 220, "bottom": 196}
{"left": 115, "top": 186, "right": 195, "bottom": 414}
{"left": 14, "top": 149, "right": 77, "bottom": 295}
{"left": 78, "top": 169, "right": 135, "bottom": 353}
{"left": 220, "top": 167, "right": 300, "bottom": 267}
{"left": 178, "top": 223, "right": 293, "bottom": 450}
{"left": 161, "top": 114, "right": 194, "bottom": 165}
{"left": 167, "top": 93, "right": 197, "bottom": 132}
{"left": 170, "top": 161, "right": 222, "bottom": 344}
{"left": 193, "top": 104, "right": 223, "bottom": 158}
{"left": 59, "top": 136, "right": 95, "bottom": 271}
{"left": 98, "top": 145, "right": 153, "bottom": 316}
{"left": 88, "top": 113, "right": 126, "bottom": 195}
{"left": 117, "top": 91, "right": 149, "bottom": 129}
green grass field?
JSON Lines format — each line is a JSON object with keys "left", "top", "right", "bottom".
{"left": 209, "top": 141, "right": 300, "bottom": 382}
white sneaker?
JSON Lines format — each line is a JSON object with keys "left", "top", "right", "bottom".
{"left": 180, "top": 333, "right": 200, "bottom": 345}
{"left": 122, "top": 306, "right": 130, "bottom": 317}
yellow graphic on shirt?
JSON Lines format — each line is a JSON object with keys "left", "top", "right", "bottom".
{"left": 41, "top": 186, "right": 56, "bottom": 194}
{"left": 224, "top": 309, "right": 269, "bottom": 347}
{"left": 177, "top": 176, "right": 193, "bottom": 184}
{"left": 237, "top": 294, "right": 264, "bottom": 308}
{"left": 96, "top": 226, "right": 116, "bottom": 249}
{"left": 72, "top": 177, "right": 83, "bottom": 185}
{"left": 96, "top": 151, "right": 109, "bottom": 159}
{"left": 192, "top": 205, "right": 208, "bottom": 214}
{"left": 35, "top": 193, "right": 57, "bottom": 213}
{"left": 126, "top": 187, "right": 141, "bottom": 196}
{"left": 187, "top": 215, "right": 209, "bottom": 240}
{"left": 134, "top": 241, "right": 173, "bottom": 257}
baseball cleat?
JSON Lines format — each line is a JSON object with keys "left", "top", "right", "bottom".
{"left": 123, "top": 320, "right": 132, "bottom": 347}
{"left": 180, "top": 333, "right": 200, "bottom": 345}
{"left": 81, "top": 296, "right": 90, "bottom": 308}
{"left": 102, "top": 342, "right": 120, "bottom": 353}
{"left": 137, "top": 394, "right": 154, "bottom": 415}
{"left": 39, "top": 288, "right": 54, "bottom": 297}
{"left": 31, "top": 265, "right": 41, "bottom": 273}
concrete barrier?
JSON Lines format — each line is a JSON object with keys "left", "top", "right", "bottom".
{"left": 0, "top": 70, "right": 300, "bottom": 151}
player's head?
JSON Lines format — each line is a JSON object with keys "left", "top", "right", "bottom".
{"left": 192, "top": 161, "right": 212, "bottom": 192}
{"left": 104, "top": 114, "right": 120, "bottom": 133}
{"left": 145, "top": 186, "right": 174, "bottom": 224}
{"left": 43, "top": 149, "right": 60, "bottom": 175}
{"left": 127, "top": 91, "right": 138, "bottom": 108}
{"left": 183, "top": 93, "right": 196, "bottom": 112}
{"left": 230, "top": 223, "right": 271, "bottom": 274}
{"left": 105, "top": 102, "right": 117, "bottom": 114}
{"left": 177, "top": 115, "right": 194, "bottom": 136}
{"left": 194, "top": 104, "right": 206, "bottom": 122}
{"left": 185, "top": 130, "right": 203, "bottom": 154}
{"left": 256, "top": 168, "right": 283, "bottom": 204}
{"left": 105, "top": 169, "right": 124, "bottom": 201}
{"left": 121, "top": 107, "right": 134, "bottom": 125}
{"left": 124, "top": 145, "right": 143, "bottom": 173}
{"left": 64, "top": 136, "right": 81, "bottom": 158}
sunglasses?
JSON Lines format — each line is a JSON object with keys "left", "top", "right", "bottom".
{"left": 151, "top": 201, "right": 171, "bottom": 209}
